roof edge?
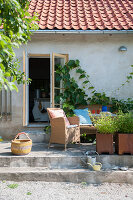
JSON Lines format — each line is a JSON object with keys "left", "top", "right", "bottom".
{"left": 31, "top": 30, "right": 133, "bottom": 34}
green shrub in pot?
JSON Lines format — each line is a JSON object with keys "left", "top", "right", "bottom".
{"left": 94, "top": 114, "right": 117, "bottom": 134}
{"left": 94, "top": 114, "right": 117, "bottom": 154}
{"left": 115, "top": 111, "right": 133, "bottom": 155}
{"left": 115, "top": 111, "right": 133, "bottom": 134}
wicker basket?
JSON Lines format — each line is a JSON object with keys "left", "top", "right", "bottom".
{"left": 11, "top": 132, "right": 32, "bottom": 155}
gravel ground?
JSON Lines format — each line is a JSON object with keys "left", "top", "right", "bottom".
{"left": 0, "top": 181, "right": 133, "bottom": 200}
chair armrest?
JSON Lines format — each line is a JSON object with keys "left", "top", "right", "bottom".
{"left": 51, "top": 117, "right": 66, "bottom": 129}
{"left": 67, "top": 116, "right": 80, "bottom": 126}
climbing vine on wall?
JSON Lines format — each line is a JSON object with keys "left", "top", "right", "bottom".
{"left": 55, "top": 60, "right": 95, "bottom": 116}
{"left": 55, "top": 61, "right": 133, "bottom": 116}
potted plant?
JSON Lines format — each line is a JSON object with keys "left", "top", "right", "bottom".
{"left": 94, "top": 114, "right": 117, "bottom": 154}
{"left": 115, "top": 111, "right": 133, "bottom": 155}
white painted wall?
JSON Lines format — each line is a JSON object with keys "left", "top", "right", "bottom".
{"left": 23, "top": 33, "right": 133, "bottom": 98}
{"left": 1, "top": 33, "right": 133, "bottom": 139}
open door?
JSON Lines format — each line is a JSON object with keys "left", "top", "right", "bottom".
{"left": 23, "top": 50, "right": 29, "bottom": 126}
{"left": 52, "top": 53, "right": 68, "bottom": 107}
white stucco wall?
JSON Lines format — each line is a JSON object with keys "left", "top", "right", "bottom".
{"left": 28, "top": 33, "right": 133, "bottom": 97}
{"left": 1, "top": 33, "right": 133, "bottom": 139}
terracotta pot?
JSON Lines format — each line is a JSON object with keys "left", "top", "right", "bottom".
{"left": 115, "top": 133, "right": 133, "bottom": 155}
{"left": 96, "top": 133, "right": 114, "bottom": 154}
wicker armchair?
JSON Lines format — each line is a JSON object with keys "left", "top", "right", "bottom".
{"left": 47, "top": 108, "right": 80, "bottom": 150}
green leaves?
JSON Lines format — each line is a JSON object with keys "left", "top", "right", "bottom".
{"left": 67, "top": 60, "right": 76, "bottom": 69}
{"left": 127, "top": 75, "right": 132, "bottom": 80}
{"left": 7, "top": 82, "right": 18, "bottom": 92}
{"left": 114, "top": 64, "right": 133, "bottom": 93}
{"left": 95, "top": 114, "right": 117, "bottom": 134}
{"left": 115, "top": 111, "right": 133, "bottom": 133}
{"left": 88, "top": 92, "right": 110, "bottom": 106}
{"left": 7, "top": 184, "right": 18, "bottom": 189}
{"left": 27, "top": 192, "right": 32, "bottom": 195}
{"left": 4, "top": 72, "right": 10, "bottom": 77}
{"left": 55, "top": 59, "right": 133, "bottom": 117}
{"left": 0, "top": 0, "right": 39, "bottom": 91}
{"left": 88, "top": 86, "right": 94, "bottom": 90}
{"left": 110, "top": 98, "right": 133, "bottom": 113}
{"left": 0, "top": 68, "right": 18, "bottom": 92}
{"left": 55, "top": 59, "right": 94, "bottom": 116}
{"left": 76, "top": 68, "right": 84, "bottom": 74}
{"left": 79, "top": 74, "right": 86, "bottom": 79}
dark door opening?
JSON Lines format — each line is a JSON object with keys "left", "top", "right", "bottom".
{"left": 29, "top": 57, "right": 50, "bottom": 123}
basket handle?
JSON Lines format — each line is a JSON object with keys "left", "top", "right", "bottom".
{"left": 14, "top": 132, "right": 31, "bottom": 140}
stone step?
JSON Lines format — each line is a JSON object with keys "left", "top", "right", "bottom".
{"left": 1, "top": 143, "right": 133, "bottom": 169}
{"left": 0, "top": 167, "right": 133, "bottom": 184}
{"left": 0, "top": 154, "right": 133, "bottom": 169}
{"left": 0, "top": 156, "right": 85, "bottom": 169}
{"left": 20, "top": 129, "right": 50, "bottom": 143}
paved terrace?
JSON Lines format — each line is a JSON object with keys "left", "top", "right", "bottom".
{"left": 0, "top": 142, "right": 95, "bottom": 157}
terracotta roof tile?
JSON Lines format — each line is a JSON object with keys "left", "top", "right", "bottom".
{"left": 29, "top": 0, "right": 133, "bottom": 30}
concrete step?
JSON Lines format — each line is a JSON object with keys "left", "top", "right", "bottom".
{"left": 0, "top": 167, "right": 133, "bottom": 184}
{"left": 1, "top": 154, "right": 133, "bottom": 169}
{"left": 0, "top": 156, "right": 85, "bottom": 169}
{"left": 1, "top": 143, "right": 133, "bottom": 184}
{"left": 20, "top": 129, "right": 50, "bottom": 143}
{"left": 1, "top": 143, "right": 133, "bottom": 170}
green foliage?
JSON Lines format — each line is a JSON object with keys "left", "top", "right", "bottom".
{"left": 44, "top": 125, "right": 51, "bottom": 134}
{"left": 7, "top": 184, "right": 18, "bottom": 189}
{"left": 112, "top": 65, "right": 133, "bottom": 94}
{"left": 0, "top": 0, "right": 38, "bottom": 91}
{"left": 27, "top": 192, "right": 32, "bottom": 195}
{"left": 110, "top": 98, "right": 133, "bottom": 113}
{"left": 88, "top": 93, "right": 133, "bottom": 113}
{"left": 80, "top": 133, "right": 95, "bottom": 143}
{"left": 94, "top": 114, "right": 117, "bottom": 134}
{"left": 55, "top": 59, "right": 133, "bottom": 116}
{"left": 55, "top": 60, "right": 94, "bottom": 116}
{"left": 81, "top": 182, "right": 87, "bottom": 186}
{"left": 88, "top": 65, "right": 133, "bottom": 112}
{"left": 115, "top": 111, "right": 133, "bottom": 134}
{"left": 88, "top": 92, "right": 110, "bottom": 106}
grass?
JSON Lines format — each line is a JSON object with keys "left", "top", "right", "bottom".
{"left": 7, "top": 184, "right": 18, "bottom": 189}
{"left": 27, "top": 192, "right": 32, "bottom": 195}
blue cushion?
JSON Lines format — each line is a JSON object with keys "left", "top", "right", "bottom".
{"left": 73, "top": 108, "right": 92, "bottom": 125}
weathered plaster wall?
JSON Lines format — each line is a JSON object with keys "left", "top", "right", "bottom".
{"left": 26, "top": 33, "right": 133, "bottom": 99}
{"left": 0, "top": 33, "right": 133, "bottom": 139}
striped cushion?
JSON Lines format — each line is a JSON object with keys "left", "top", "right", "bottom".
{"left": 49, "top": 109, "right": 70, "bottom": 126}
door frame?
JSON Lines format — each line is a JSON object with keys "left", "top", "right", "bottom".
{"left": 52, "top": 53, "right": 68, "bottom": 107}
{"left": 23, "top": 53, "right": 68, "bottom": 126}
{"left": 23, "top": 53, "right": 50, "bottom": 126}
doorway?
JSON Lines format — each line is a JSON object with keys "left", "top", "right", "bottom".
{"left": 29, "top": 57, "right": 50, "bottom": 124}
{"left": 23, "top": 53, "right": 68, "bottom": 126}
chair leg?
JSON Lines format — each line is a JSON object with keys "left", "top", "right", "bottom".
{"left": 64, "top": 143, "right": 67, "bottom": 151}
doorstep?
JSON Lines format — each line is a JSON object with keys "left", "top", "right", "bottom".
{"left": 0, "top": 167, "right": 133, "bottom": 184}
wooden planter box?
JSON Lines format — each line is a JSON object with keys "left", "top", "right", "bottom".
{"left": 96, "top": 133, "right": 114, "bottom": 154}
{"left": 115, "top": 133, "right": 133, "bottom": 155}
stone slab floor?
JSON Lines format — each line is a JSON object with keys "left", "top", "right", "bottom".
{"left": 0, "top": 142, "right": 95, "bottom": 157}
